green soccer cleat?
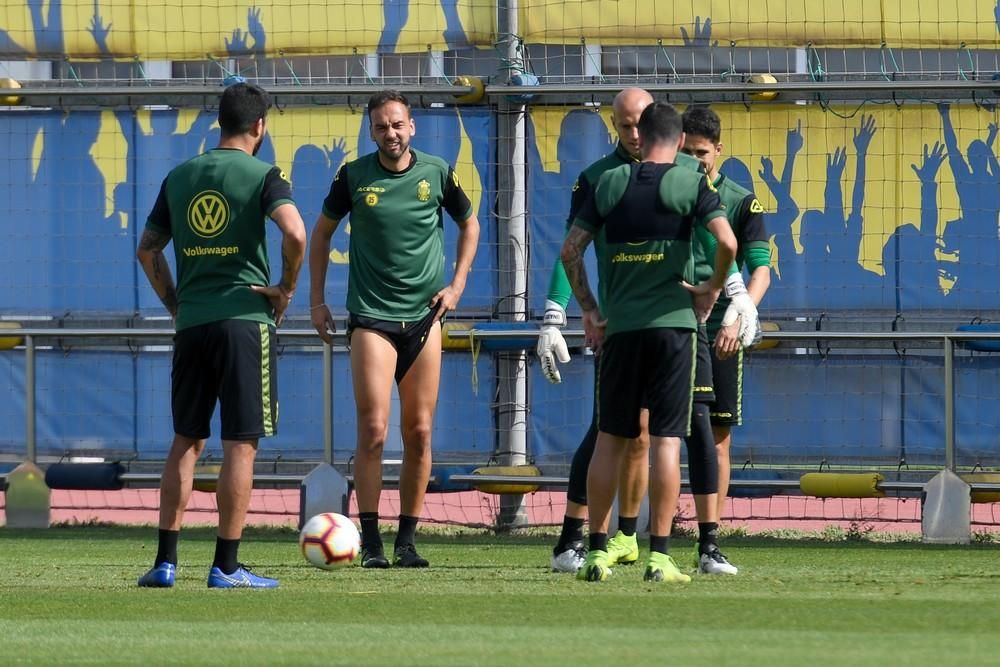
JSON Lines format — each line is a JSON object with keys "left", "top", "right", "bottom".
{"left": 643, "top": 552, "right": 691, "bottom": 584}
{"left": 606, "top": 530, "right": 639, "bottom": 565}
{"left": 576, "top": 549, "right": 612, "bottom": 582}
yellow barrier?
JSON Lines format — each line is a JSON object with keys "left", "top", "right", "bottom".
{"left": 0, "top": 322, "right": 24, "bottom": 350}
{"left": 961, "top": 473, "right": 1000, "bottom": 503}
{"left": 752, "top": 321, "right": 780, "bottom": 351}
{"left": 441, "top": 322, "right": 472, "bottom": 351}
{"left": 470, "top": 465, "right": 542, "bottom": 494}
{"left": 193, "top": 464, "right": 222, "bottom": 493}
{"left": 799, "top": 472, "right": 885, "bottom": 498}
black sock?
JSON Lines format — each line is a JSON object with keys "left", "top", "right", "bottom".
{"left": 155, "top": 529, "right": 179, "bottom": 566}
{"left": 589, "top": 532, "right": 608, "bottom": 553}
{"left": 555, "top": 516, "right": 586, "bottom": 553}
{"left": 395, "top": 515, "right": 419, "bottom": 548}
{"left": 359, "top": 512, "right": 382, "bottom": 550}
{"left": 618, "top": 515, "right": 638, "bottom": 537}
{"left": 698, "top": 522, "right": 719, "bottom": 554}
{"left": 649, "top": 535, "right": 670, "bottom": 555}
{"left": 212, "top": 537, "right": 240, "bottom": 574}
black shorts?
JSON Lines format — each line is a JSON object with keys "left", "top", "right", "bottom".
{"left": 597, "top": 327, "right": 695, "bottom": 439}
{"left": 693, "top": 324, "right": 715, "bottom": 405}
{"left": 348, "top": 310, "right": 439, "bottom": 384}
{"left": 709, "top": 343, "right": 743, "bottom": 426}
{"left": 172, "top": 319, "right": 278, "bottom": 441}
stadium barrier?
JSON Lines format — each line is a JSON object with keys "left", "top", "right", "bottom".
{"left": 4, "top": 325, "right": 1000, "bottom": 540}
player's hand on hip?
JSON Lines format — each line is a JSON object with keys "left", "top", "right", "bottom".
{"left": 537, "top": 300, "right": 570, "bottom": 383}
{"left": 430, "top": 285, "right": 461, "bottom": 321}
{"left": 310, "top": 304, "right": 336, "bottom": 345}
{"left": 251, "top": 284, "right": 293, "bottom": 326}
{"left": 682, "top": 280, "right": 722, "bottom": 324}
{"left": 582, "top": 308, "right": 607, "bottom": 353}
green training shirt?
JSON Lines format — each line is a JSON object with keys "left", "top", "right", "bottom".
{"left": 323, "top": 148, "right": 473, "bottom": 321}
{"left": 572, "top": 161, "right": 726, "bottom": 336}
{"left": 546, "top": 142, "right": 635, "bottom": 310}
{"left": 146, "top": 148, "right": 294, "bottom": 331}
{"left": 690, "top": 174, "right": 769, "bottom": 334}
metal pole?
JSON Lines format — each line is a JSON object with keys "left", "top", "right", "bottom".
{"left": 494, "top": 0, "right": 529, "bottom": 527}
{"left": 943, "top": 335, "right": 955, "bottom": 471}
{"left": 323, "top": 341, "right": 333, "bottom": 465}
{"left": 25, "top": 335, "right": 35, "bottom": 463}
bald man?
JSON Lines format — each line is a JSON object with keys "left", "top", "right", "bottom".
{"left": 539, "top": 88, "right": 656, "bottom": 573}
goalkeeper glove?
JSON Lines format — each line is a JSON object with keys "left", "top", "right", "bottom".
{"left": 537, "top": 300, "right": 570, "bottom": 383}
{"left": 721, "top": 273, "right": 762, "bottom": 348}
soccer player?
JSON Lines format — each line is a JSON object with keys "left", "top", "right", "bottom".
{"left": 681, "top": 106, "right": 771, "bottom": 554}
{"left": 136, "top": 83, "right": 307, "bottom": 589}
{"left": 562, "top": 102, "right": 737, "bottom": 583}
{"left": 309, "top": 90, "right": 480, "bottom": 569}
{"left": 537, "top": 87, "right": 656, "bottom": 573}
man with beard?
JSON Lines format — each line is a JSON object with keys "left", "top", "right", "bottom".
{"left": 309, "top": 90, "right": 480, "bottom": 569}
{"left": 136, "top": 83, "right": 306, "bottom": 588}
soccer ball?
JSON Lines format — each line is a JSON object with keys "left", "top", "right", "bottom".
{"left": 299, "top": 512, "right": 360, "bottom": 570}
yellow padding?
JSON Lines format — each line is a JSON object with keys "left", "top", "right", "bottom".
{"left": 752, "top": 321, "right": 780, "bottom": 350}
{"left": 452, "top": 76, "right": 486, "bottom": 104}
{"left": 193, "top": 464, "right": 221, "bottom": 493}
{"left": 748, "top": 73, "right": 779, "bottom": 101}
{"left": 0, "top": 77, "right": 23, "bottom": 106}
{"left": 0, "top": 322, "right": 24, "bottom": 350}
{"left": 471, "top": 465, "right": 541, "bottom": 495}
{"left": 441, "top": 322, "right": 472, "bottom": 351}
{"left": 800, "top": 472, "right": 885, "bottom": 498}
{"left": 961, "top": 473, "right": 1000, "bottom": 503}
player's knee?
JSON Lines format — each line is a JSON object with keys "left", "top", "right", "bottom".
{"left": 624, "top": 436, "right": 648, "bottom": 462}
{"left": 402, "top": 421, "right": 433, "bottom": 452}
{"left": 357, "top": 419, "right": 390, "bottom": 454}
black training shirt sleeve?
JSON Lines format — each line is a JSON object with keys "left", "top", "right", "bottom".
{"left": 566, "top": 172, "right": 592, "bottom": 226}
{"left": 442, "top": 167, "right": 474, "bottom": 221}
{"left": 736, "top": 193, "right": 768, "bottom": 244}
{"left": 261, "top": 167, "right": 294, "bottom": 216}
{"left": 321, "top": 163, "right": 352, "bottom": 220}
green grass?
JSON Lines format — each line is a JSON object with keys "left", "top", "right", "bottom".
{"left": 2, "top": 526, "right": 999, "bottom": 666}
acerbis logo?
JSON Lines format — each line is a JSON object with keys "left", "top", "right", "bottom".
{"left": 187, "top": 190, "right": 230, "bottom": 239}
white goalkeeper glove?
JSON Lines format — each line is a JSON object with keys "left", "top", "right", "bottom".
{"left": 721, "top": 273, "right": 762, "bottom": 348}
{"left": 537, "top": 299, "right": 570, "bottom": 383}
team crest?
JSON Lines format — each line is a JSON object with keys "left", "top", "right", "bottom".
{"left": 417, "top": 179, "right": 431, "bottom": 202}
{"left": 365, "top": 193, "right": 379, "bottom": 207}
{"left": 186, "top": 190, "right": 230, "bottom": 239}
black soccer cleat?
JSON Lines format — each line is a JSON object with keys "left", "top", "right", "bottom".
{"left": 360, "top": 543, "right": 390, "bottom": 569}
{"left": 393, "top": 543, "right": 430, "bottom": 568}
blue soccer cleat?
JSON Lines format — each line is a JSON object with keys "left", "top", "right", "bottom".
{"left": 138, "top": 562, "right": 176, "bottom": 588}
{"left": 207, "top": 564, "right": 279, "bottom": 589}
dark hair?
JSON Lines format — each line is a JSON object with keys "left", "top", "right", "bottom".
{"left": 681, "top": 105, "right": 722, "bottom": 143}
{"left": 367, "top": 90, "right": 411, "bottom": 118}
{"left": 637, "top": 102, "right": 682, "bottom": 147}
{"left": 218, "top": 83, "right": 271, "bottom": 136}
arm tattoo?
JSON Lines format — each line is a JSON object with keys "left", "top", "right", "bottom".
{"left": 138, "top": 228, "right": 177, "bottom": 315}
{"left": 280, "top": 248, "right": 296, "bottom": 294}
{"left": 562, "top": 227, "right": 598, "bottom": 312}
{"left": 138, "top": 227, "right": 171, "bottom": 253}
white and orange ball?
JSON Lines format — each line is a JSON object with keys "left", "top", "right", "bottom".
{"left": 299, "top": 512, "right": 360, "bottom": 570}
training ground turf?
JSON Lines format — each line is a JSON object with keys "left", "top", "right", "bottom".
{"left": 1, "top": 526, "right": 998, "bottom": 666}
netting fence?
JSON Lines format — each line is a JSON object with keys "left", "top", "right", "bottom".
{"left": 3, "top": 1, "right": 1000, "bottom": 531}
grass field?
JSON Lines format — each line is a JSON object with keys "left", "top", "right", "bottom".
{"left": 2, "top": 525, "right": 999, "bottom": 666}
